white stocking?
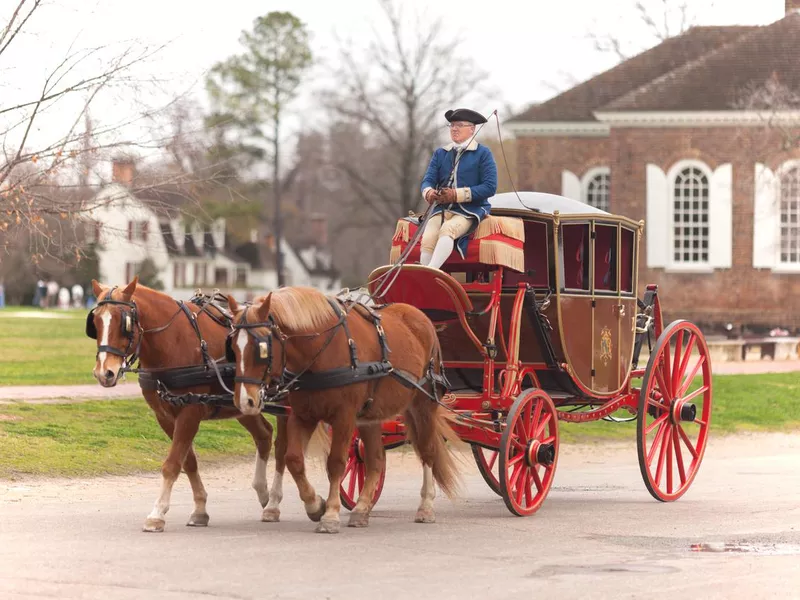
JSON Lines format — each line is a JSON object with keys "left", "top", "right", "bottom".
{"left": 428, "top": 236, "right": 455, "bottom": 270}
{"left": 420, "top": 249, "right": 432, "bottom": 266}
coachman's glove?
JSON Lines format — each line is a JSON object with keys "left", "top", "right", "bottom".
{"left": 437, "top": 188, "right": 457, "bottom": 203}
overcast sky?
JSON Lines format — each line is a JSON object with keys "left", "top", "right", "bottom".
{"left": 1, "top": 0, "right": 789, "bottom": 168}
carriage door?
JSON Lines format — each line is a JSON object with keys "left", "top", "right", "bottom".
{"left": 592, "top": 223, "right": 622, "bottom": 392}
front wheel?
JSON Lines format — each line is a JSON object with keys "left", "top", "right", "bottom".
{"left": 471, "top": 445, "right": 502, "bottom": 496}
{"left": 637, "top": 320, "right": 712, "bottom": 502}
{"left": 339, "top": 435, "right": 386, "bottom": 511}
{"left": 499, "top": 389, "right": 559, "bottom": 516}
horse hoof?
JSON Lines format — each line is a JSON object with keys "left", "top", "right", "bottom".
{"left": 187, "top": 513, "right": 209, "bottom": 527}
{"left": 315, "top": 517, "right": 340, "bottom": 534}
{"left": 414, "top": 509, "right": 436, "bottom": 524}
{"left": 261, "top": 508, "right": 280, "bottom": 523}
{"left": 306, "top": 496, "right": 327, "bottom": 522}
{"left": 348, "top": 511, "right": 370, "bottom": 528}
{"left": 143, "top": 518, "right": 165, "bottom": 532}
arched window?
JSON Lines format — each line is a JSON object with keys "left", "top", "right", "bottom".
{"left": 779, "top": 165, "right": 800, "bottom": 264}
{"left": 672, "top": 166, "right": 710, "bottom": 264}
{"left": 582, "top": 167, "right": 610, "bottom": 211}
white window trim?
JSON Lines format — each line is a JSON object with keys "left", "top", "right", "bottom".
{"left": 665, "top": 159, "right": 713, "bottom": 273}
{"left": 776, "top": 159, "right": 800, "bottom": 269}
{"left": 581, "top": 166, "right": 610, "bottom": 210}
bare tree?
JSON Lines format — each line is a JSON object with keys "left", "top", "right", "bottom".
{"left": 323, "top": 0, "right": 489, "bottom": 222}
{"left": 588, "top": 0, "right": 696, "bottom": 62}
{"left": 0, "top": 0, "right": 191, "bottom": 264}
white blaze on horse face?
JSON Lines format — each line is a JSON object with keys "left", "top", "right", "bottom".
{"left": 236, "top": 329, "right": 256, "bottom": 411}
{"left": 97, "top": 310, "right": 113, "bottom": 373}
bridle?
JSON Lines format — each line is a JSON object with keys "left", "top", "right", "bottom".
{"left": 226, "top": 299, "right": 355, "bottom": 403}
{"left": 85, "top": 287, "right": 142, "bottom": 372}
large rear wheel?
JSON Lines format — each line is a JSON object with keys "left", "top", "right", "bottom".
{"left": 499, "top": 389, "right": 559, "bottom": 516}
{"left": 637, "top": 320, "right": 712, "bottom": 501}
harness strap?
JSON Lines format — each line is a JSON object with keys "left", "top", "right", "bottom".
{"left": 283, "top": 360, "right": 394, "bottom": 391}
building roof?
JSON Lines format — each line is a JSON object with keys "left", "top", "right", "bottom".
{"left": 509, "top": 25, "right": 758, "bottom": 122}
{"left": 603, "top": 13, "right": 800, "bottom": 112}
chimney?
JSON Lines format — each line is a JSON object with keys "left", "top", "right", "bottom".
{"left": 787, "top": 0, "right": 800, "bottom": 14}
{"left": 310, "top": 213, "right": 328, "bottom": 247}
{"left": 112, "top": 158, "right": 135, "bottom": 187}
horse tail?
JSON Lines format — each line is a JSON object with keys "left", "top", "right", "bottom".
{"left": 305, "top": 421, "right": 332, "bottom": 461}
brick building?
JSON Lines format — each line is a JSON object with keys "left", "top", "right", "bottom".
{"left": 507, "top": 3, "right": 800, "bottom": 332}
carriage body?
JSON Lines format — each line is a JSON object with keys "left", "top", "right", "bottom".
{"left": 372, "top": 192, "right": 646, "bottom": 405}
{"left": 366, "top": 191, "right": 713, "bottom": 515}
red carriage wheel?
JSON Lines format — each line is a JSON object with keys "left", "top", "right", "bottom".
{"left": 471, "top": 445, "right": 502, "bottom": 496}
{"left": 637, "top": 320, "right": 712, "bottom": 502}
{"left": 339, "top": 436, "right": 386, "bottom": 511}
{"left": 499, "top": 389, "right": 559, "bottom": 516}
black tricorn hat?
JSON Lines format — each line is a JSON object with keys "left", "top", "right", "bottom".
{"left": 444, "top": 108, "right": 487, "bottom": 124}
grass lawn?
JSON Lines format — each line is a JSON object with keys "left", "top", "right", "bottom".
{"left": 0, "top": 372, "right": 797, "bottom": 478}
{"left": 0, "top": 399, "right": 269, "bottom": 479}
{"left": 0, "top": 308, "right": 138, "bottom": 386}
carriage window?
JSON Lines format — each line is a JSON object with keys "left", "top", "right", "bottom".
{"left": 561, "top": 223, "right": 589, "bottom": 291}
{"left": 594, "top": 225, "right": 617, "bottom": 292}
{"left": 502, "top": 221, "right": 549, "bottom": 289}
{"left": 620, "top": 228, "right": 635, "bottom": 293}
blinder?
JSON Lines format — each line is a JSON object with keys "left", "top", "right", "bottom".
{"left": 225, "top": 334, "right": 236, "bottom": 363}
{"left": 85, "top": 309, "right": 98, "bottom": 339}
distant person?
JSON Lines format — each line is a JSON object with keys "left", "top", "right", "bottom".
{"left": 34, "top": 279, "right": 46, "bottom": 307}
{"left": 419, "top": 108, "right": 497, "bottom": 270}
{"left": 46, "top": 280, "right": 59, "bottom": 308}
{"left": 58, "top": 287, "right": 71, "bottom": 310}
{"left": 71, "top": 283, "right": 84, "bottom": 308}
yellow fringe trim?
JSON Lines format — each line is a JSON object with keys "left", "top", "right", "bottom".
{"left": 389, "top": 244, "right": 401, "bottom": 263}
{"left": 473, "top": 216, "right": 525, "bottom": 242}
{"left": 479, "top": 240, "right": 525, "bottom": 272}
{"left": 392, "top": 220, "right": 410, "bottom": 243}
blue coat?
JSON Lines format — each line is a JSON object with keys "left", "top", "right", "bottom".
{"left": 420, "top": 141, "right": 498, "bottom": 257}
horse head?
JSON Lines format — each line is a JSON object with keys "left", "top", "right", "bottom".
{"left": 87, "top": 277, "right": 140, "bottom": 387}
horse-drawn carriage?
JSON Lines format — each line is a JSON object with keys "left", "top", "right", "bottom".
{"left": 349, "top": 190, "right": 713, "bottom": 516}
{"left": 86, "top": 190, "right": 712, "bottom": 530}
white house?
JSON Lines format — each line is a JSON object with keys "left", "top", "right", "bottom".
{"left": 82, "top": 160, "right": 341, "bottom": 301}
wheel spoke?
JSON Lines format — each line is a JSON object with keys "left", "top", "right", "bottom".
{"left": 509, "top": 460, "right": 525, "bottom": 488}
{"left": 647, "top": 396, "right": 669, "bottom": 412}
{"left": 524, "top": 471, "right": 533, "bottom": 506}
{"left": 528, "top": 400, "right": 543, "bottom": 439}
{"left": 666, "top": 427, "right": 674, "bottom": 494}
{"left": 647, "top": 421, "right": 668, "bottom": 466}
{"left": 514, "top": 414, "right": 529, "bottom": 443}
{"left": 531, "top": 465, "right": 543, "bottom": 493}
{"left": 682, "top": 385, "right": 708, "bottom": 404}
{"left": 515, "top": 470, "right": 527, "bottom": 504}
{"left": 671, "top": 330, "right": 684, "bottom": 394}
{"left": 507, "top": 453, "right": 525, "bottom": 468}
{"left": 487, "top": 450, "right": 498, "bottom": 470}
{"left": 673, "top": 427, "right": 687, "bottom": 486}
{"left": 655, "top": 424, "right": 671, "bottom": 486}
{"left": 677, "top": 355, "right": 706, "bottom": 398}
{"left": 356, "top": 463, "right": 364, "bottom": 490}
{"left": 655, "top": 365, "right": 672, "bottom": 402}
{"left": 541, "top": 435, "right": 556, "bottom": 445}
{"left": 661, "top": 347, "right": 673, "bottom": 398}
{"left": 646, "top": 412, "right": 669, "bottom": 435}
{"left": 676, "top": 334, "right": 697, "bottom": 387}
{"left": 534, "top": 413, "right": 552, "bottom": 439}
{"left": 677, "top": 424, "right": 698, "bottom": 459}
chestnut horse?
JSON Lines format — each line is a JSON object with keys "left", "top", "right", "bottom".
{"left": 226, "top": 286, "right": 462, "bottom": 533}
{"left": 87, "top": 277, "right": 319, "bottom": 531}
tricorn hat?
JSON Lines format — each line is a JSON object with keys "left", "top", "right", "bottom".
{"left": 444, "top": 108, "right": 487, "bottom": 124}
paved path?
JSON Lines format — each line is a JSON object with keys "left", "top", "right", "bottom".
{"left": 1, "top": 432, "right": 799, "bottom": 599}
{"left": 0, "top": 382, "right": 140, "bottom": 403}
{"left": 1, "top": 360, "right": 797, "bottom": 404}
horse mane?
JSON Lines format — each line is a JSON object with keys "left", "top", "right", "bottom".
{"left": 266, "top": 286, "right": 338, "bottom": 333}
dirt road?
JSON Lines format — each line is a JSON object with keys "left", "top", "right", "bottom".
{"left": 1, "top": 432, "right": 799, "bottom": 599}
